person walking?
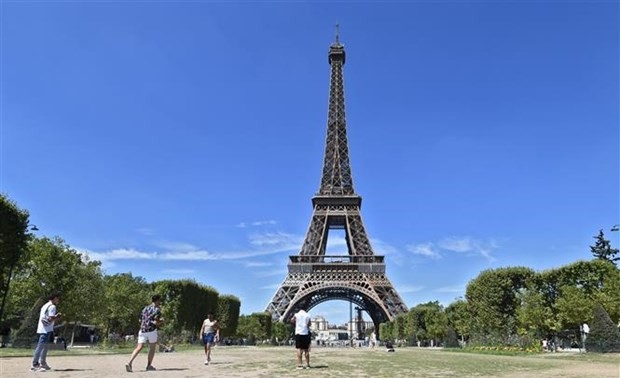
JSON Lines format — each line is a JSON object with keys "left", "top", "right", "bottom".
{"left": 125, "top": 294, "right": 163, "bottom": 372}
{"left": 370, "top": 331, "right": 377, "bottom": 350}
{"left": 199, "top": 312, "right": 220, "bottom": 365}
{"left": 290, "top": 307, "right": 311, "bottom": 369}
{"left": 31, "top": 293, "right": 63, "bottom": 372}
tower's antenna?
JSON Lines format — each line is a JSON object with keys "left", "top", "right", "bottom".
{"left": 335, "top": 23, "right": 340, "bottom": 44}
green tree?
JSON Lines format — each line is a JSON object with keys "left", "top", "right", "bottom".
{"left": 406, "top": 301, "right": 447, "bottom": 346}
{"left": 379, "top": 321, "right": 393, "bottom": 341}
{"left": 236, "top": 312, "right": 272, "bottom": 344}
{"left": 584, "top": 303, "right": 620, "bottom": 353}
{"left": 537, "top": 260, "right": 620, "bottom": 330}
{"left": 593, "top": 263, "right": 620, "bottom": 323}
{"left": 0, "top": 194, "right": 31, "bottom": 325}
{"left": 9, "top": 237, "right": 105, "bottom": 346}
{"left": 465, "top": 266, "right": 535, "bottom": 345}
{"left": 555, "top": 285, "right": 593, "bottom": 328}
{"left": 444, "top": 326, "right": 460, "bottom": 348}
{"left": 102, "top": 273, "right": 151, "bottom": 337}
{"left": 394, "top": 313, "right": 407, "bottom": 342}
{"left": 516, "top": 287, "right": 555, "bottom": 340}
{"left": 423, "top": 303, "right": 448, "bottom": 345}
{"left": 64, "top": 254, "right": 105, "bottom": 344}
{"left": 272, "top": 320, "right": 292, "bottom": 344}
{"left": 590, "top": 230, "right": 619, "bottom": 265}
{"left": 217, "top": 295, "right": 240, "bottom": 338}
{"left": 445, "top": 299, "right": 471, "bottom": 342}
{"left": 152, "top": 279, "right": 218, "bottom": 342}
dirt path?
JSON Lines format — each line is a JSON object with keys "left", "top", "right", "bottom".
{"left": 1, "top": 346, "right": 618, "bottom": 378}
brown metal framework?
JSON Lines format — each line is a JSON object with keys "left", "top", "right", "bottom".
{"left": 265, "top": 36, "right": 408, "bottom": 331}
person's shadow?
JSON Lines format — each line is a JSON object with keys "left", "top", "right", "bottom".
{"left": 307, "top": 365, "right": 329, "bottom": 369}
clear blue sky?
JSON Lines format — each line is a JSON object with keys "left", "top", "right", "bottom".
{"left": 2, "top": 1, "right": 618, "bottom": 326}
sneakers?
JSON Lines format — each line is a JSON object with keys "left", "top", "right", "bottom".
{"left": 40, "top": 364, "right": 52, "bottom": 370}
{"left": 204, "top": 360, "right": 209, "bottom": 365}
{"left": 306, "top": 365, "right": 311, "bottom": 369}
{"left": 297, "top": 365, "right": 303, "bottom": 370}
{"left": 125, "top": 363, "right": 155, "bottom": 372}
{"left": 31, "top": 365, "right": 47, "bottom": 372}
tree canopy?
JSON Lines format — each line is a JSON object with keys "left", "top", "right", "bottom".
{"left": 590, "top": 230, "right": 619, "bottom": 265}
{"left": 0, "top": 194, "right": 31, "bottom": 325}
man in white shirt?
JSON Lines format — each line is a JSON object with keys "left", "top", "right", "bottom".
{"left": 31, "top": 293, "right": 62, "bottom": 372}
{"left": 582, "top": 323, "right": 590, "bottom": 345}
{"left": 290, "top": 307, "right": 311, "bottom": 369}
{"left": 199, "top": 312, "right": 220, "bottom": 365}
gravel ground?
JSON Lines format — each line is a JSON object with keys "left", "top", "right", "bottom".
{"left": 1, "top": 346, "right": 618, "bottom": 378}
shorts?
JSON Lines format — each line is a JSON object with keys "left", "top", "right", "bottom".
{"left": 295, "top": 334, "right": 311, "bottom": 350}
{"left": 137, "top": 330, "right": 158, "bottom": 344}
{"left": 202, "top": 332, "right": 216, "bottom": 345}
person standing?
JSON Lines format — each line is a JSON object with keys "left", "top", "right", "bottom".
{"left": 290, "top": 307, "right": 311, "bottom": 369}
{"left": 31, "top": 293, "right": 63, "bottom": 372}
{"left": 581, "top": 322, "right": 590, "bottom": 350}
{"left": 199, "top": 312, "right": 220, "bottom": 365}
{"left": 125, "top": 294, "right": 163, "bottom": 372}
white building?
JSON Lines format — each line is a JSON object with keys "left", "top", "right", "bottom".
{"left": 310, "top": 316, "right": 328, "bottom": 331}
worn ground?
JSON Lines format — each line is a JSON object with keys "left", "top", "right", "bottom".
{"left": 1, "top": 346, "right": 618, "bottom": 378}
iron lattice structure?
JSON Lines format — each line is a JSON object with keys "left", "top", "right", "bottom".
{"left": 265, "top": 36, "right": 409, "bottom": 329}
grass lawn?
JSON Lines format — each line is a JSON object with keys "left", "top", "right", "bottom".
{"left": 1, "top": 345, "right": 618, "bottom": 377}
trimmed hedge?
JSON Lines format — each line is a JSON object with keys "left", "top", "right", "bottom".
{"left": 584, "top": 303, "right": 620, "bottom": 353}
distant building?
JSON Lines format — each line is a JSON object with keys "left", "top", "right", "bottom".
{"left": 310, "top": 315, "right": 328, "bottom": 331}
{"left": 347, "top": 316, "right": 374, "bottom": 338}
{"left": 316, "top": 329, "right": 350, "bottom": 342}
{"left": 310, "top": 315, "right": 374, "bottom": 341}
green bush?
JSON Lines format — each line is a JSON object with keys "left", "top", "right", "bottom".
{"left": 584, "top": 303, "right": 620, "bottom": 353}
{"left": 444, "top": 326, "right": 460, "bottom": 348}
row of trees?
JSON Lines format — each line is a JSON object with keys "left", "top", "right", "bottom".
{"left": 2, "top": 193, "right": 619, "bottom": 351}
{"left": 380, "top": 258, "right": 620, "bottom": 352}
{"left": 3, "top": 235, "right": 241, "bottom": 346}
{"left": 235, "top": 312, "right": 296, "bottom": 345}
{"left": 1, "top": 194, "right": 241, "bottom": 346}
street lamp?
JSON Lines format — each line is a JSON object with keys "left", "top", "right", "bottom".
{"left": 354, "top": 306, "right": 366, "bottom": 340}
{"left": 611, "top": 225, "right": 619, "bottom": 250}
{"left": 349, "top": 299, "right": 353, "bottom": 345}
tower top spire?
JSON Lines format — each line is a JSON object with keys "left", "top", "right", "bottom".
{"left": 320, "top": 27, "right": 351, "bottom": 195}
{"left": 328, "top": 24, "right": 345, "bottom": 64}
{"left": 335, "top": 23, "right": 340, "bottom": 45}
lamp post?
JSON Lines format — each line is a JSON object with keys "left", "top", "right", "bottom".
{"left": 354, "top": 306, "right": 366, "bottom": 341}
{"left": 349, "top": 299, "right": 353, "bottom": 346}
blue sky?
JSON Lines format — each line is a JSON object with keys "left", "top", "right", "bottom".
{"left": 1, "top": 1, "right": 618, "bottom": 326}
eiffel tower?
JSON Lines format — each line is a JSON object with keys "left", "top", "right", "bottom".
{"left": 265, "top": 31, "right": 408, "bottom": 330}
